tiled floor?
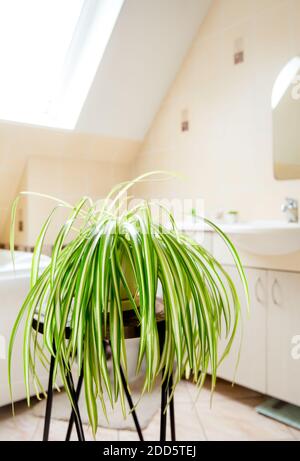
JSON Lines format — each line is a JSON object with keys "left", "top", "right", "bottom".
{"left": 0, "top": 377, "right": 299, "bottom": 441}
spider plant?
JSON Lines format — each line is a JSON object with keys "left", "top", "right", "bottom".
{"left": 8, "top": 172, "right": 249, "bottom": 435}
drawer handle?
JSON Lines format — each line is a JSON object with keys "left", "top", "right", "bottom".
{"left": 255, "top": 277, "right": 264, "bottom": 303}
{"left": 272, "top": 279, "right": 281, "bottom": 306}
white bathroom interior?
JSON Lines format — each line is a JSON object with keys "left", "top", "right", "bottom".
{"left": 1, "top": 0, "right": 300, "bottom": 441}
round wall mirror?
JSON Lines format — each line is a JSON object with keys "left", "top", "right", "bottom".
{"left": 272, "top": 57, "right": 300, "bottom": 180}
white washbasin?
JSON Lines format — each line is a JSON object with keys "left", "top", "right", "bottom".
{"left": 216, "top": 220, "right": 300, "bottom": 256}
{"left": 178, "top": 220, "right": 300, "bottom": 256}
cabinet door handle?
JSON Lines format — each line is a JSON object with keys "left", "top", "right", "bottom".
{"left": 255, "top": 277, "right": 264, "bottom": 303}
{"left": 272, "top": 278, "right": 281, "bottom": 306}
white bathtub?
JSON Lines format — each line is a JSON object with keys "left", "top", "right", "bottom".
{"left": 0, "top": 249, "right": 50, "bottom": 275}
{"left": 0, "top": 250, "right": 50, "bottom": 406}
{"left": 0, "top": 249, "right": 142, "bottom": 408}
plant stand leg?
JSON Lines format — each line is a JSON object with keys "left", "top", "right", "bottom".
{"left": 158, "top": 325, "right": 167, "bottom": 441}
{"left": 43, "top": 354, "right": 55, "bottom": 441}
{"left": 119, "top": 365, "right": 144, "bottom": 441}
{"left": 160, "top": 377, "right": 168, "bottom": 441}
{"left": 65, "top": 368, "right": 85, "bottom": 441}
{"left": 169, "top": 374, "right": 176, "bottom": 441}
{"left": 65, "top": 370, "right": 84, "bottom": 441}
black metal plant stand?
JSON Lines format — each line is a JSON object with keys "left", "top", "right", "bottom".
{"left": 32, "top": 306, "right": 176, "bottom": 442}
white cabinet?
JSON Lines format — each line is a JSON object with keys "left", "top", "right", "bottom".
{"left": 185, "top": 228, "right": 300, "bottom": 405}
{"left": 216, "top": 267, "right": 300, "bottom": 406}
{"left": 217, "top": 267, "right": 267, "bottom": 394}
{"left": 267, "top": 271, "right": 300, "bottom": 406}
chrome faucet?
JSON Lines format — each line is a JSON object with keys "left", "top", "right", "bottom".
{"left": 281, "top": 197, "right": 298, "bottom": 223}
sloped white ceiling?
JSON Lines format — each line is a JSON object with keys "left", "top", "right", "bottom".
{"left": 76, "top": 0, "right": 212, "bottom": 140}
{"left": 0, "top": 0, "right": 212, "bottom": 242}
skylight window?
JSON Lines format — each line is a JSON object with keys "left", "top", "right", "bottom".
{"left": 0, "top": 0, "right": 124, "bottom": 129}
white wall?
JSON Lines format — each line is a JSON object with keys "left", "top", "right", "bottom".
{"left": 134, "top": 0, "right": 300, "bottom": 223}
{"left": 10, "top": 155, "right": 132, "bottom": 248}
{"left": 0, "top": 123, "right": 140, "bottom": 246}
